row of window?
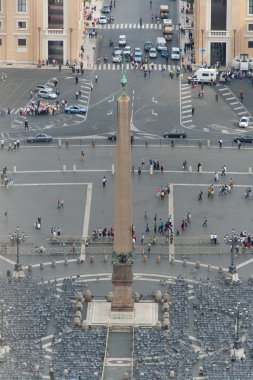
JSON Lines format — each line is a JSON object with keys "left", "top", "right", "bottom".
{"left": 0, "top": 0, "right": 27, "bottom": 13}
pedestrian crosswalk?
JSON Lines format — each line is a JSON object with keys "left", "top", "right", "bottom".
{"left": 216, "top": 84, "right": 253, "bottom": 125}
{"left": 180, "top": 83, "right": 193, "bottom": 126}
{"left": 94, "top": 63, "right": 180, "bottom": 71}
{"left": 99, "top": 23, "right": 177, "bottom": 30}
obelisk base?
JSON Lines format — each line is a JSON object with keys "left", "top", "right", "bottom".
{"left": 111, "top": 264, "right": 134, "bottom": 312}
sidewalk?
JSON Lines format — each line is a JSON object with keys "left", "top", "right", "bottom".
{"left": 179, "top": 1, "right": 195, "bottom": 72}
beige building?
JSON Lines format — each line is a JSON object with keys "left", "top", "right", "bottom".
{"left": 0, "top": 0, "right": 84, "bottom": 65}
{"left": 194, "top": 0, "right": 253, "bottom": 67}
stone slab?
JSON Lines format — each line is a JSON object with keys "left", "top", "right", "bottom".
{"left": 86, "top": 300, "right": 158, "bottom": 326}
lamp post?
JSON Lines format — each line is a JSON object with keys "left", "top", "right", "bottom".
{"left": 9, "top": 227, "right": 27, "bottom": 276}
{"left": 201, "top": 29, "right": 204, "bottom": 65}
{"left": 233, "top": 29, "right": 236, "bottom": 58}
{"left": 69, "top": 28, "right": 73, "bottom": 65}
{"left": 38, "top": 27, "right": 41, "bottom": 65}
{"left": 228, "top": 229, "right": 237, "bottom": 275}
{"left": 231, "top": 303, "right": 247, "bottom": 361}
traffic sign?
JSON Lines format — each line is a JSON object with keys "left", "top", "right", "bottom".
{"left": 199, "top": 48, "right": 206, "bottom": 53}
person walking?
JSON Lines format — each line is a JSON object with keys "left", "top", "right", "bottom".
{"left": 145, "top": 223, "right": 150, "bottom": 233}
{"left": 197, "top": 162, "right": 202, "bottom": 173}
{"left": 219, "top": 139, "right": 223, "bottom": 149}
{"left": 102, "top": 175, "right": 107, "bottom": 187}
{"left": 24, "top": 120, "right": 29, "bottom": 130}
{"left": 192, "top": 106, "right": 195, "bottom": 115}
{"left": 95, "top": 75, "right": 98, "bottom": 83}
{"left": 202, "top": 218, "right": 207, "bottom": 228}
{"left": 80, "top": 150, "right": 85, "bottom": 161}
{"left": 198, "top": 191, "right": 203, "bottom": 201}
{"left": 221, "top": 165, "right": 227, "bottom": 176}
{"left": 4, "top": 210, "right": 8, "bottom": 222}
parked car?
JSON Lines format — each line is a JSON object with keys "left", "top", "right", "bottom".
{"left": 37, "top": 89, "right": 57, "bottom": 99}
{"left": 239, "top": 116, "right": 249, "bottom": 128}
{"left": 36, "top": 84, "right": 53, "bottom": 92}
{"left": 163, "top": 129, "right": 187, "bottom": 138}
{"left": 108, "top": 132, "right": 134, "bottom": 143}
{"left": 64, "top": 105, "right": 87, "bottom": 114}
{"left": 233, "top": 135, "right": 253, "bottom": 143}
{"left": 149, "top": 48, "right": 157, "bottom": 58}
{"left": 99, "top": 16, "right": 108, "bottom": 24}
{"left": 118, "top": 35, "right": 127, "bottom": 46}
{"left": 27, "top": 134, "right": 52, "bottom": 143}
{"left": 101, "top": 4, "right": 110, "bottom": 13}
{"left": 112, "top": 50, "right": 122, "bottom": 63}
{"left": 144, "top": 41, "right": 153, "bottom": 52}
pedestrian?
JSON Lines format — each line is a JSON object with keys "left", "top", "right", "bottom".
{"left": 202, "top": 218, "right": 207, "bottom": 228}
{"left": 102, "top": 175, "right": 107, "bottom": 187}
{"left": 145, "top": 223, "right": 150, "bottom": 233}
{"left": 219, "top": 139, "right": 223, "bottom": 148}
{"left": 54, "top": 79, "right": 58, "bottom": 87}
{"left": 30, "top": 90, "right": 33, "bottom": 99}
{"left": 13, "top": 140, "right": 17, "bottom": 149}
{"left": 144, "top": 211, "right": 148, "bottom": 220}
{"left": 17, "top": 140, "right": 20, "bottom": 148}
{"left": 210, "top": 233, "right": 214, "bottom": 244}
{"left": 4, "top": 210, "right": 8, "bottom": 222}
{"left": 38, "top": 217, "right": 41, "bottom": 226}
{"left": 138, "top": 167, "right": 141, "bottom": 175}
{"left": 24, "top": 120, "right": 28, "bottom": 130}
{"left": 150, "top": 0, "right": 152, "bottom": 8}
{"left": 141, "top": 234, "right": 145, "bottom": 244}
{"left": 160, "top": 164, "right": 164, "bottom": 172}
{"left": 57, "top": 227, "right": 61, "bottom": 237}
{"left": 192, "top": 106, "right": 195, "bottom": 115}
{"left": 75, "top": 76, "right": 78, "bottom": 84}
{"left": 95, "top": 75, "right": 98, "bottom": 83}
{"left": 0, "top": 139, "right": 4, "bottom": 149}
{"left": 147, "top": 242, "right": 151, "bottom": 253}
{"left": 198, "top": 191, "right": 203, "bottom": 201}
{"left": 8, "top": 143, "right": 12, "bottom": 151}
{"left": 76, "top": 91, "right": 79, "bottom": 100}
{"left": 60, "top": 198, "right": 64, "bottom": 208}
{"left": 221, "top": 165, "right": 227, "bottom": 176}
{"left": 176, "top": 226, "right": 180, "bottom": 236}
{"left": 213, "top": 233, "right": 217, "bottom": 244}
{"left": 237, "top": 140, "right": 241, "bottom": 149}
{"left": 197, "top": 162, "right": 202, "bottom": 173}
{"left": 80, "top": 150, "right": 85, "bottom": 160}
{"left": 214, "top": 171, "right": 219, "bottom": 182}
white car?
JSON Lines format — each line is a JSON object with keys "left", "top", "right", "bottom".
{"left": 36, "top": 84, "right": 53, "bottom": 92}
{"left": 171, "top": 47, "right": 180, "bottom": 60}
{"left": 239, "top": 116, "right": 249, "bottom": 128}
{"left": 99, "top": 16, "right": 107, "bottom": 24}
{"left": 112, "top": 50, "right": 122, "bottom": 63}
{"left": 149, "top": 48, "right": 157, "bottom": 58}
{"left": 118, "top": 35, "right": 127, "bottom": 46}
{"left": 37, "top": 89, "right": 57, "bottom": 99}
{"left": 123, "top": 46, "right": 132, "bottom": 55}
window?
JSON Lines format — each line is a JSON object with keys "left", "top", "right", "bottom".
{"left": 17, "top": 0, "right": 26, "bottom": 12}
{"left": 0, "top": 39, "right": 2, "bottom": 46}
{"left": 0, "top": 1, "right": 2, "bottom": 12}
{"left": 249, "top": 24, "right": 253, "bottom": 31}
{"left": 250, "top": 0, "right": 253, "bottom": 14}
{"left": 18, "top": 38, "right": 26, "bottom": 46}
{"left": 248, "top": 41, "right": 253, "bottom": 48}
{"left": 17, "top": 21, "right": 27, "bottom": 29}
{"left": 0, "top": 20, "right": 2, "bottom": 30}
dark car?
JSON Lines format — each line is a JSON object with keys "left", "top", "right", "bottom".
{"left": 233, "top": 135, "right": 253, "bottom": 143}
{"left": 163, "top": 129, "right": 187, "bottom": 139}
{"left": 144, "top": 41, "right": 153, "bottom": 52}
{"left": 101, "top": 4, "right": 110, "bottom": 13}
{"left": 108, "top": 132, "right": 134, "bottom": 143}
{"left": 161, "top": 48, "right": 169, "bottom": 58}
{"left": 27, "top": 134, "right": 52, "bottom": 143}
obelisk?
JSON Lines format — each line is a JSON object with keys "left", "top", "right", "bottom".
{"left": 111, "top": 59, "right": 134, "bottom": 313}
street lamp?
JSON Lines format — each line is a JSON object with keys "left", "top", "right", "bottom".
{"left": 9, "top": 227, "right": 27, "bottom": 274}
{"left": 38, "top": 27, "right": 41, "bottom": 65}
{"left": 228, "top": 229, "right": 237, "bottom": 275}
{"left": 233, "top": 29, "right": 236, "bottom": 58}
{"left": 231, "top": 304, "right": 247, "bottom": 361}
{"left": 201, "top": 29, "right": 204, "bottom": 65}
{"left": 69, "top": 27, "right": 73, "bottom": 65}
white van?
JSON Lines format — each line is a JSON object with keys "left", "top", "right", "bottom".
{"left": 171, "top": 47, "right": 180, "bottom": 60}
{"left": 156, "top": 37, "right": 167, "bottom": 51}
{"left": 188, "top": 68, "right": 217, "bottom": 84}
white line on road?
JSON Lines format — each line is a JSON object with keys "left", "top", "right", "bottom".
{"left": 168, "top": 185, "right": 174, "bottom": 260}
{"left": 237, "top": 258, "right": 253, "bottom": 269}
{"left": 81, "top": 183, "right": 93, "bottom": 259}
{"left": 0, "top": 255, "right": 16, "bottom": 265}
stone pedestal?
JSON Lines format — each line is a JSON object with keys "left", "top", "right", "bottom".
{"left": 111, "top": 264, "right": 133, "bottom": 312}
{"left": 12, "top": 270, "right": 25, "bottom": 279}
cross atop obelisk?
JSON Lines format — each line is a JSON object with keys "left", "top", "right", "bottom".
{"left": 111, "top": 57, "right": 134, "bottom": 313}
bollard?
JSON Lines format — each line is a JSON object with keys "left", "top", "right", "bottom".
{"left": 208, "top": 264, "right": 212, "bottom": 271}
{"left": 103, "top": 254, "right": 108, "bottom": 263}
{"left": 249, "top": 167, "right": 252, "bottom": 174}
{"left": 150, "top": 165, "right": 153, "bottom": 175}
{"left": 188, "top": 165, "right": 192, "bottom": 173}
{"left": 112, "top": 164, "right": 115, "bottom": 174}
{"left": 64, "top": 258, "right": 68, "bottom": 265}
{"left": 145, "top": 139, "right": 148, "bottom": 147}
{"left": 198, "top": 140, "right": 202, "bottom": 148}
{"left": 77, "top": 257, "right": 81, "bottom": 264}
{"left": 13, "top": 166, "right": 16, "bottom": 173}
{"left": 156, "top": 256, "right": 161, "bottom": 263}
{"left": 218, "top": 266, "right": 223, "bottom": 273}
{"left": 52, "top": 260, "right": 56, "bottom": 268}
{"left": 28, "top": 265, "right": 32, "bottom": 272}
{"left": 90, "top": 256, "right": 94, "bottom": 264}
{"left": 196, "top": 261, "right": 200, "bottom": 269}
{"left": 183, "top": 259, "right": 187, "bottom": 266}
{"left": 143, "top": 255, "right": 148, "bottom": 263}
{"left": 170, "top": 256, "right": 175, "bottom": 264}
{"left": 91, "top": 139, "right": 96, "bottom": 147}
{"left": 207, "top": 139, "right": 210, "bottom": 148}
{"left": 40, "top": 263, "right": 44, "bottom": 270}
{"left": 199, "top": 166, "right": 202, "bottom": 173}
{"left": 58, "top": 139, "right": 61, "bottom": 148}
{"left": 73, "top": 164, "right": 76, "bottom": 171}
{"left": 63, "top": 164, "right": 66, "bottom": 172}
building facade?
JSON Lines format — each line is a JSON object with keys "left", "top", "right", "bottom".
{"left": 194, "top": 0, "right": 253, "bottom": 67}
{"left": 0, "top": 0, "right": 84, "bottom": 65}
